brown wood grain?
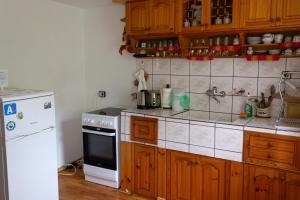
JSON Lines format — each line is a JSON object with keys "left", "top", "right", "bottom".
{"left": 131, "top": 116, "right": 158, "bottom": 145}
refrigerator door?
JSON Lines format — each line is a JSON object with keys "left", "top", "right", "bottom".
{"left": 3, "top": 95, "right": 55, "bottom": 141}
{"left": 5, "top": 127, "right": 58, "bottom": 200}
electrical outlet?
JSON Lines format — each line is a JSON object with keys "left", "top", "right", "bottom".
{"left": 98, "top": 91, "right": 106, "bottom": 98}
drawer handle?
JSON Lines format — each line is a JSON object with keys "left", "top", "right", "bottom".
{"left": 267, "top": 154, "right": 272, "bottom": 159}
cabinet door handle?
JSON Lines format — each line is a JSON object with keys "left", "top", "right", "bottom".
{"left": 267, "top": 154, "right": 272, "bottom": 159}
{"left": 276, "top": 17, "right": 281, "bottom": 22}
{"left": 270, "top": 18, "right": 275, "bottom": 23}
{"left": 136, "top": 165, "right": 140, "bottom": 169}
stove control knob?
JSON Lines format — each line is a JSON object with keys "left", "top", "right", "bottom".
{"left": 109, "top": 122, "right": 113, "bottom": 127}
{"left": 90, "top": 120, "right": 95, "bottom": 124}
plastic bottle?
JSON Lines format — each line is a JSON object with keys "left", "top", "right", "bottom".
{"left": 245, "top": 92, "right": 253, "bottom": 118}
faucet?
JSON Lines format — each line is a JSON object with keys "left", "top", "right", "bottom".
{"left": 206, "top": 86, "right": 226, "bottom": 104}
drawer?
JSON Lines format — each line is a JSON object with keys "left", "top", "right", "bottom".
{"left": 249, "top": 135, "right": 295, "bottom": 152}
{"left": 131, "top": 116, "right": 158, "bottom": 144}
{"left": 249, "top": 147, "right": 295, "bottom": 165}
{"left": 244, "top": 131, "right": 300, "bottom": 171}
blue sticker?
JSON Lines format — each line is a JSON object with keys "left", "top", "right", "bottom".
{"left": 4, "top": 103, "right": 17, "bottom": 116}
{"left": 6, "top": 121, "right": 16, "bottom": 131}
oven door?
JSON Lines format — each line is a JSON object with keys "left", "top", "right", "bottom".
{"left": 82, "top": 126, "right": 116, "bottom": 170}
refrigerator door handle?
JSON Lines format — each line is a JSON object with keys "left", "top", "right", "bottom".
{"left": 6, "top": 126, "right": 55, "bottom": 143}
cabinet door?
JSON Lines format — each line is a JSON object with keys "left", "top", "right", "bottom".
{"left": 120, "top": 141, "right": 133, "bottom": 193}
{"left": 244, "top": 165, "right": 280, "bottom": 200}
{"left": 149, "top": 0, "right": 175, "bottom": 33}
{"left": 277, "top": 0, "right": 300, "bottom": 27}
{"left": 126, "top": 0, "right": 149, "bottom": 35}
{"left": 206, "top": 0, "right": 240, "bottom": 31}
{"left": 227, "top": 161, "right": 244, "bottom": 200}
{"left": 199, "top": 157, "right": 226, "bottom": 200}
{"left": 240, "top": 0, "right": 277, "bottom": 28}
{"left": 169, "top": 151, "right": 225, "bottom": 200}
{"left": 134, "top": 144, "right": 156, "bottom": 198}
{"left": 281, "top": 172, "right": 300, "bottom": 200}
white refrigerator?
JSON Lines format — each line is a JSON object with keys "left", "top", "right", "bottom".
{"left": 0, "top": 89, "right": 59, "bottom": 200}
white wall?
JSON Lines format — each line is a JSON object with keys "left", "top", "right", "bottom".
{"left": 84, "top": 4, "right": 136, "bottom": 111}
{"left": 0, "top": 0, "right": 86, "bottom": 167}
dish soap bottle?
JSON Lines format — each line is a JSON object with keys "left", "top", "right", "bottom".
{"left": 245, "top": 92, "right": 253, "bottom": 117}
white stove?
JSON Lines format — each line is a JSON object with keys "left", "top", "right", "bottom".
{"left": 82, "top": 107, "right": 124, "bottom": 188}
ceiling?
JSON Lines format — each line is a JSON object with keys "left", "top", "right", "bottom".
{"left": 51, "top": 0, "right": 120, "bottom": 8}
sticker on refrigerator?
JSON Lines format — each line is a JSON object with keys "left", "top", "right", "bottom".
{"left": 6, "top": 121, "right": 16, "bottom": 131}
{"left": 17, "top": 112, "right": 24, "bottom": 120}
{"left": 4, "top": 103, "right": 17, "bottom": 116}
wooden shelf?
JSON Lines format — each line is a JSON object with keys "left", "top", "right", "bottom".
{"left": 243, "top": 43, "right": 279, "bottom": 48}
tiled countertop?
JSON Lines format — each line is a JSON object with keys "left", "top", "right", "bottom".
{"left": 123, "top": 108, "right": 300, "bottom": 133}
{"left": 121, "top": 108, "right": 300, "bottom": 163}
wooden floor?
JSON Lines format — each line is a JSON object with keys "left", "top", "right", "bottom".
{"left": 59, "top": 169, "right": 149, "bottom": 200}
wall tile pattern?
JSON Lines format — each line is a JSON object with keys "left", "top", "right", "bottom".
{"left": 136, "top": 58, "right": 300, "bottom": 121}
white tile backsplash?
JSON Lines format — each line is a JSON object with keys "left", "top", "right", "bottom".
{"left": 153, "top": 75, "right": 170, "bottom": 90}
{"left": 190, "top": 60, "right": 210, "bottom": 75}
{"left": 259, "top": 60, "right": 286, "bottom": 78}
{"left": 211, "top": 77, "right": 233, "bottom": 93}
{"left": 210, "top": 96, "right": 232, "bottom": 113}
{"left": 233, "top": 77, "right": 258, "bottom": 96}
{"left": 190, "top": 93, "right": 210, "bottom": 111}
{"left": 211, "top": 58, "right": 234, "bottom": 76}
{"left": 136, "top": 57, "right": 300, "bottom": 118}
{"left": 190, "top": 76, "right": 210, "bottom": 93}
{"left": 287, "top": 58, "right": 300, "bottom": 78}
{"left": 189, "top": 145, "right": 214, "bottom": 157}
{"left": 153, "top": 58, "right": 170, "bottom": 74}
{"left": 171, "top": 59, "right": 189, "bottom": 75}
{"left": 234, "top": 58, "right": 258, "bottom": 77}
{"left": 171, "top": 75, "right": 189, "bottom": 92}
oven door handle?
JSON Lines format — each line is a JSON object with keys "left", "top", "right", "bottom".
{"left": 82, "top": 129, "right": 116, "bottom": 137}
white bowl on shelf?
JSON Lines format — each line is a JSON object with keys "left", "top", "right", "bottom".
{"left": 268, "top": 49, "right": 281, "bottom": 55}
{"left": 247, "top": 36, "right": 261, "bottom": 44}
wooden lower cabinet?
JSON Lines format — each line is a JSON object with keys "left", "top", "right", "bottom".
{"left": 244, "top": 164, "right": 300, "bottom": 200}
{"left": 120, "top": 141, "right": 133, "bottom": 193}
{"left": 133, "top": 144, "right": 156, "bottom": 198}
{"left": 282, "top": 172, "right": 300, "bottom": 200}
{"left": 244, "top": 165, "right": 280, "bottom": 200}
{"left": 167, "top": 151, "right": 226, "bottom": 200}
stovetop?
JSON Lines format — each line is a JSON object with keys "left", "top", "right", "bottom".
{"left": 88, "top": 107, "right": 125, "bottom": 117}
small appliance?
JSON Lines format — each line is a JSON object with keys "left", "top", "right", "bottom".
{"left": 137, "top": 90, "right": 151, "bottom": 109}
{"left": 82, "top": 107, "right": 124, "bottom": 188}
{"left": 149, "top": 90, "right": 161, "bottom": 108}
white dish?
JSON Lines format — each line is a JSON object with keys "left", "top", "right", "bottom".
{"left": 268, "top": 49, "right": 281, "bottom": 55}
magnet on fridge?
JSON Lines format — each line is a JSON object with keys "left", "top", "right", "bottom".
{"left": 17, "top": 112, "right": 24, "bottom": 120}
{"left": 6, "top": 121, "right": 16, "bottom": 131}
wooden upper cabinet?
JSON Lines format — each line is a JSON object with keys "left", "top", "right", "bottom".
{"left": 240, "top": 0, "right": 277, "bottom": 28}
{"left": 277, "top": 0, "right": 300, "bottom": 27}
{"left": 133, "top": 144, "right": 156, "bottom": 198}
{"left": 149, "top": 0, "right": 175, "bottom": 33}
{"left": 126, "top": 0, "right": 149, "bottom": 35}
{"left": 168, "top": 151, "right": 225, "bottom": 200}
{"left": 244, "top": 165, "right": 280, "bottom": 200}
{"left": 206, "top": 0, "right": 240, "bottom": 31}
{"left": 126, "top": 0, "right": 175, "bottom": 35}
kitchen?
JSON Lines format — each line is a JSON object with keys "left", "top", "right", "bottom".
{"left": 1, "top": 0, "right": 300, "bottom": 200}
